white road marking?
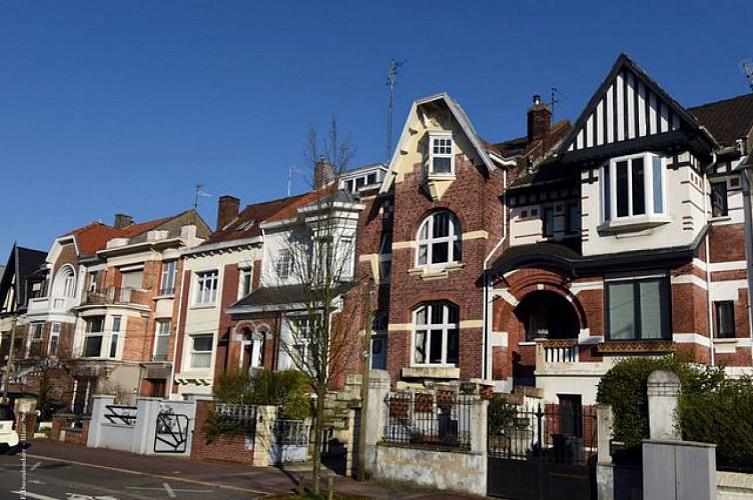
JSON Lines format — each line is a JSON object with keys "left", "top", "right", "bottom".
{"left": 11, "top": 491, "right": 59, "bottom": 500}
{"left": 31, "top": 461, "right": 42, "bottom": 471}
{"left": 163, "top": 483, "right": 176, "bottom": 498}
{"left": 126, "top": 483, "right": 212, "bottom": 496}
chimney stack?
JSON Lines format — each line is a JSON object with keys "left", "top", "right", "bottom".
{"left": 313, "top": 155, "right": 335, "bottom": 190}
{"left": 217, "top": 195, "right": 240, "bottom": 230}
{"left": 114, "top": 214, "right": 133, "bottom": 229}
{"left": 527, "top": 94, "right": 552, "bottom": 151}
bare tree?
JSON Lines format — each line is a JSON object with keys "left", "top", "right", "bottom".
{"left": 274, "top": 118, "right": 364, "bottom": 494}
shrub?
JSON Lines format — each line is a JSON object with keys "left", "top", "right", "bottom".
{"left": 680, "top": 377, "right": 753, "bottom": 470}
{"left": 487, "top": 395, "right": 517, "bottom": 436}
{"left": 596, "top": 356, "right": 724, "bottom": 448}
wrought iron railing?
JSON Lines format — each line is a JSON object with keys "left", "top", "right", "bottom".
{"left": 214, "top": 403, "right": 257, "bottom": 434}
{"left": 383, "top": 390, "right": 472, "bottom": 450}
{"left": 273, "top": 419, "right": 310, "bottom": 446}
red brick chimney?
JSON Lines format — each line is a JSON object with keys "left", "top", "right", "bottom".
{"left": 114, "top": 214, "right": 133, "bottom": 229}
{"left": 313, "top": 156, "right": 335, "bottom": 190}
{"left": 217, "top": 195, "right": 240, "bottom": 230}
{"left": 527, "top": 94, "right": 552, "bottom": 151}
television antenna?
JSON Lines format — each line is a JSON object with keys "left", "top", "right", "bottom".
{"left": 192, "top": 183, "right": 211, "bottom": 210}
{"left": 550, "top": 87, "right": 567, "bottom": 119}
{"left": 742, "top": 60, "right": 753, "bottom": 92}
{"left": 386, "top": 59, "right": 406, "bottom": 162}
{"left": 287, "top": 165, "right": 308, "bottom": 196}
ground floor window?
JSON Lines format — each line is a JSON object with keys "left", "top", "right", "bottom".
{"left": 189, "top": 334, "right": 213, "bottom": 368}
{"left": 413, "top": 301, "right": 459, "bottom": 365}
{"left": 606, "top": 276, "right": 670, "bottom": 340}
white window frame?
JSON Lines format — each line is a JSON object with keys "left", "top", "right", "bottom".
{"left": 194, "top": 270, "right": 218, "bottom": 305}
{"left": 379, "top": 233, "right": 393, "bottom": 282}
{"left": 83, "top": 316, "right": 105, "bottom": 358}
{"left": 416, "top": 211, "right": 462, "bottom": 268}
{"left": 30, "top": 323, "right": 43, "bottom": 342}
{"left": 412, "top": 302, "right": 460, "bottom": 366}
{"left": 189, "top": 333, "right": 213, "bottom": 369}
{"left": 276, "top": 248, "right": 294, "bottom": 280}
{"left": 602, "top": 152, "right": 666, "bottom": 223}
{"left": 108, "top": 315, "right": 121, "bottom": 359}
{"left": 428, "top": 132, "right": 454, "bottom": 176}
{"left": 160, "top": 261, "right": 177, "bottom": 295}
{"left": 153, "top": 319, "right": 171, "bottom": 361}
{"left": 238, "top": 267, "right": 253, "bottom": 299}
{"left": 49, "top": 322, "right": 61, "bottom": 356}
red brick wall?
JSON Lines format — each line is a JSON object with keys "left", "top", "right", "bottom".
{"left": 709, "top": 223, "right": 746, "bottom": 263}
{"left": 50, "top": 414, "right": 90, "bottom": 445}
{"left": 190, "top": 399, "right": 256, "bottom": 465}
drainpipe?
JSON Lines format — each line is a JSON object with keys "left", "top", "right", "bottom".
{"left": 703, "top": 164, "right": 715, "bottom": 367}
{"left": 740, "top": 162, "right": 753, "bottom": 366}
{"left": 483, "top": 168, "right": 508, "bottom": 381}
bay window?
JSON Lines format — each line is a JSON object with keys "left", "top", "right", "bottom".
{"left": 428, "top": 132, "right": 454, "bottom": 176}
{"left": 83, "top": 316, "right": 105, "bottom": 357}
{"left": 603, "top": 152, "right": 665, "bottom": 222}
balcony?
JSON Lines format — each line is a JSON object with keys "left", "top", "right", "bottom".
{"left": 27, "top": 296, "right": 78, "bottom": 315}
{"left": 536, "top": 339, "right": 580, "bottom": 365}
{"left": 82, "top": 287, "right": 149, "bottom": 307}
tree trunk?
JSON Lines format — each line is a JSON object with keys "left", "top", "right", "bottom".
{"left": 312, "top": 381, "right": 327, "bottom": 495}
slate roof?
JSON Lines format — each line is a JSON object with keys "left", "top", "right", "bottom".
{"left": 0, "top": 244, "right": 47, "bottom": 312}
{"left": 689, "top": 93, "right": 753, "bottom": 147}
{"left": 229, "top": 282, "right": 357, "bottom": 310}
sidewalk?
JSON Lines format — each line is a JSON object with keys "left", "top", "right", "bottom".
{"left": 27, "top": 439, "right": 482, "bottom": 499}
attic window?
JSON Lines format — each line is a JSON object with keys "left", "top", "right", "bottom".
{"left": 428, "top": 132, "right": 454, "bottom": 176}
{"left": 236, "top": 220, "right": 255, "bottom": 231}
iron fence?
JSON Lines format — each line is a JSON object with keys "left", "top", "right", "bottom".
{"left": 383, "top": 390, "right": 473, "bottom": 450}
{"left": 273, "top": 419, "right": 310, "bottom": 446}
{"left": 487, "top": 403, "right": 598, "bottom": 466}
{"left": 214, "top": 404, "right": 257, "bottom": 434}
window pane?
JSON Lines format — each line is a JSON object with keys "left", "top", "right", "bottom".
{"left": 453, "top": 239, "right": 462, "bottom": 262}
{"left": 603, "top": 167, "right": 611, "bottom": 220}
{"left": 194, "top": 335, "right": 213, "bottom": 351}
{"left": 433, "top": 212, "right": 449, "bottom": 238}
{"left": 446, "top": 328, "right": 459, "bottom": 364}
{"left": 419, "top": 221, "right": 429, "bottom": 240}
{"left": 632, "top": 157, "right": 645, "bottom": 216}
{"left": 432, "top": 157, "right": 451, "bottom": 174}
{"left": 616, "top": 161, "right": 629, "bottom": 217}
{"left": 429, "top": 330, "right": 443, "bottom": 363}
{"left": 112, "top": 316, "right": 121, "bottom": 332}
{"left": 711, "top": 181, "right": 727, "bottom": 217}
{"left": 716, "top": 301, "right": 735, "bottom": 338}
{"left": 543, "top": 207, "right": 555, "bottom": 237}
{"left": 415, "top": 330, "right": 427, "bottom": 363}
{"left": 652, "top": 155, "right": 663, "bottom": 214}
{"left": 109, "top": 333, "right": 118, "bottom": 358}
{"left": 121, "top": 270, "right": 143, "bottom": 289}
{"left": 639, "top": 280, "right": 666, "bottom": 339}
{"left": 608, "top": 282, "right": 635, "bottom": 339}
{"left": 432, "top": 242, "right": 448, "bottom": 264}
{"left": 430, "top": 303, "right": 444, "bottom": 324}
{"left": 84, "top": 336, "right": 103, "bottom": 357}
{"left": 415, "top": 307, "right": 427, "bottom": 325}
{"left": 447, "top": 304, "right": 459, "bottom": 323}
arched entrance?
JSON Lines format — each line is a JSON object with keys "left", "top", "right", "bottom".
{"left": 514, "top": 290, "right": 580, "bottom": 341}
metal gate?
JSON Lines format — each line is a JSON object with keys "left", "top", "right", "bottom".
{"left": 154, "top": 408, "right": 189, "bottom": 453}
{"left": 487, "top": 403, "right": 597, "bottom": 500}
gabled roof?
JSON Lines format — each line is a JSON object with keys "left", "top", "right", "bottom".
{"left": 380, "top": 93, "right": 504, "bottom": 194}
{"left": 0, "top": 244, "right": 47, "bottom": 312}
{"left": 689, "top": 93, "right": 753, "bottom": 147}
{"left": 65, "top": 222, "right": 124, "bottom": 256}
{"left": 558, "top": 53, "right": 716, "bottom": 162}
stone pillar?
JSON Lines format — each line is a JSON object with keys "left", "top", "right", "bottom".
{"left": 365, "top": 370, "right": 391, "bottom": 471}
{"left": 470, "top": 398, "right": 488, "bottom": 454}
{"left": 132, "top": 397, "right": 162, "bottom": 454}
{"left": 252, "top": 405, "right": 277, "bottom": 467}
{"left": 647, "top": 370, "right": 681, "bottom": 440}
{"left": 596, "top": 405, "right": 615, "bottom": 500}
{"left": 87, "top": 394, "right": 115, "bottom": 448}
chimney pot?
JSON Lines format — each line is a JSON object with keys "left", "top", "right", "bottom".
{"left": 217, "top": 195, "right": 241, "bottom": 230}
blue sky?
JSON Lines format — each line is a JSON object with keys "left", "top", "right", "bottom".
{"left": 1, "top": 1, "right": 751, "bottom": 254}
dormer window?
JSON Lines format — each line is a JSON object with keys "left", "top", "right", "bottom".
{"left": 429, "top": 132, "right": 454, "bottom": 176}
{"left": 602, "top": 152, "right": 665, "bottom": 224}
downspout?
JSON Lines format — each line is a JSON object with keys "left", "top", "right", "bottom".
{"left": 740, "top": 162, "right": 753, "bottom": 366}
{"left": 168, "top": 264, "right": 186, "bottom": 399}
{"left": 703, "top": 164, "right": 715, "bottom": 367}
{"left": 483, "top": 168, "right": 508, "bottom": 381}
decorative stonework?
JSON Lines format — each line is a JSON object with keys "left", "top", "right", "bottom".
{"left": 596, "top": 340, "right": 675, "bottom": 353}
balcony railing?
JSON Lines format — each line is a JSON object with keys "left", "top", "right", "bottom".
{"left": 83, "top": 287, "right": 148, "bottom": 306}
{"left": 536, "top": 339, "right": 579, "bottom": 365}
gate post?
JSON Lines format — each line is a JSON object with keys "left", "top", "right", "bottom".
{"left": 470, "top": 397, "right": 488, "bottom": 454}
{"left": 132, "top": 397, "right": 161, "bottom": 454}
{"left": 364, "top": 370, "right": 390, "bottom": 471}
{"left": 252, "top": 405, "right": 277, "bottom": 467}
{"left": 86, "top": 394, "right": 115, "bottom": 448}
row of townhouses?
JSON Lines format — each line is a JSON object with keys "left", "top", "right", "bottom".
{"left": 2, "top": 54, "right": 753, "bottom": 419}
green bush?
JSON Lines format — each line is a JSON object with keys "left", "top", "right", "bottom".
{"left": 680, "top": 377, "right": 753, "bottom": 470}
{"left": 487, "top": 395, "right": 517, "bottom": 436}
{"left": 596, "top": 356, "right": 724, "bottom": 448}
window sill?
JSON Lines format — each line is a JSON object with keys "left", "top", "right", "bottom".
{"left": 597, "top": 215, "right": 671, "bottom": 234}
{"left": 402, "top": 366, "right": 460, "bottom": 379}
{"left": 408, "top": 263, "right": 463, "bottom": 280}
{"left": 153, "top": 294, "right": 175, "bottom": 300}
{"left": 596, "top": 340, "right": 674, "bottom": 353}
{"left": 190, "top": 303, "right": 217, "bottom": 310}
{"left": 710, "top": 215, "right": 732, "bottom": 223}
{"left": 713, "top": 337, "right": 737, "bottom": 344}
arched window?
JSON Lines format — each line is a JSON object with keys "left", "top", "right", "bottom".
{"left": 53, "top": 265, "right": 77, "bottom": 298}
{"left": 416, "top": 211, "right": 461, "bottom": 267}
{"left": 413, "top": 301, "right": 459, "bottom": 365}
